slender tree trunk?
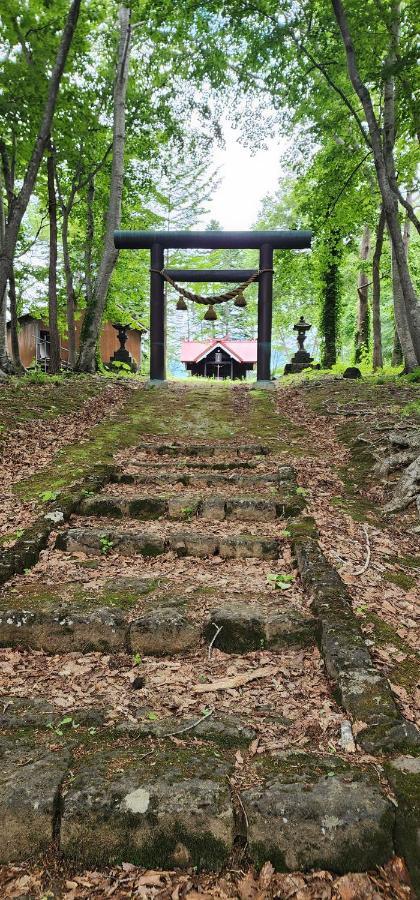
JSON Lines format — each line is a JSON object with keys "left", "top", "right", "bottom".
{"left": 47, "top": 146, "right": 60, "bottom": 374}
{"left": 8, "top": 267, "right": 23, "bottom": 370}
{"left": 355, "top": 225, "right": 370, "bottom": 362}
{"left": 77, "top": 5, "right": 131, "bottom": 372}
{"left": 0, "top": 0, "right": 81, "bottom": 343}
{"left": 0, "top": 178, "right": 8, "bottom": 372}
{"left": 320, "top": 228, "right": 342, "bottom": 368}
{"left": 331, "top": 0, "right": 420, "bottom": 369}
{"left": 85, "top": 175, "right": 95, "bottom": 308}
{"left": 371, "top": 207, "right": 385, "bottom": 369}
{"left": 62, "top": 207, "right": 76, "bottom": 367}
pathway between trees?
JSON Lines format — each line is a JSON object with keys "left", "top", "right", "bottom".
{"left": 0, "top": 381, "right": 419, "bottom": 898}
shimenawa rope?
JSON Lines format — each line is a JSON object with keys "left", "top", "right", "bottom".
{"left": 149, "top": 268, "right": 273, "bottom": 305}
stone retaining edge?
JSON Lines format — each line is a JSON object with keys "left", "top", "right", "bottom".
{"left": 0, "top": 464, "right": 117, "bottom": 587}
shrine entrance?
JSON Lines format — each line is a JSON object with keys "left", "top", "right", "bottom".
{"left": 114, "top": 230, "right": 312, "bottom": 382}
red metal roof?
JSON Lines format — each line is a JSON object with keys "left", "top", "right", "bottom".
{"left": 181, "top": 338, "right": 257, "bottom": 364}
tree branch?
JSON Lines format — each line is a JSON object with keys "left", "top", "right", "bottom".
{"left": 241, "top": 1, "right": 370, "bottom": 147}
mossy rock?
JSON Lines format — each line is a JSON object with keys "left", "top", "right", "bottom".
{"left": 385, "top": 756, "right": 420, "bottom": 893}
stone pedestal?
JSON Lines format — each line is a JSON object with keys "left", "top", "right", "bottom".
{"left": 284, "top": 350, "right": 314, "bottom": 375}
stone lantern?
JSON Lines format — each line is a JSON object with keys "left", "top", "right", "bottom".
{"left": 284, "top": 316, "right": 314, "bottom": 374}
{"left": 109, "top": 323, "right": 136, "bottom": 371}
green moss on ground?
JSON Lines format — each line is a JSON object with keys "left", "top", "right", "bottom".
{"left": 383, "top": 570, "right": 416, "bottom": 591}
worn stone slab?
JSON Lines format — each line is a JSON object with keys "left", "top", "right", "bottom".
{"left": 201, "top": 496, "right": 226, "bottom": 521}
{"left": 0, "top": 606, "right": 126, "bottom": 653}
{"left": 61, "top": 747, "right": 234, "bottom": 869}
{"left": 117, "top": 714, "right": 256, "bottom": 747}
{"left": 265, "top": 608, "right": 316, "bottom": 647}
{"left": 130, "top": 607, "right": 199, "bottom": 656}
{"left": 140, "top": 443, "right": 269, "bottom": 458}
{"left": 242, "top": 754, "right": 394, "bottom": 873}
{"left": 204, "top": 604, "right": 265, "bottom": 653}
{"left": 225, "top": 497, "right": 277, "bottom": 522}
{"left": 80, "top": 495, "right": 167, "bottom": 520}
{"left": 167, "top": 495, "right": 201, "bottom": 520}
{"left": 56, "top": 528, "right": 165, "bottom": 558}
{"left": 294, "top": 537, "right": 420, "bottom": 753}
{"left": 0, "top": 745, "right": 69, "bottom": 862}
{"left": 169, "top": 532, "right": 219, "bottom": 558}
{"left": 385, "top": 756, "right": 420, "bottom": 893}
{"left": 0, "top": 696, "right": 56, "bottom": 728}
{"left": 218, "top": 534, "right": 278, "bottom": 560}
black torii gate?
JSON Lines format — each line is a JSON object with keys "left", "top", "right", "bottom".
{"left": 114, "top": 230, "right": 312, "bottom": 382}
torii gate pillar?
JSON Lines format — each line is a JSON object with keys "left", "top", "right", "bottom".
{"left": 114, "top": 230, "right": 312, "bottom": 382}
{"left": 257, "top": 242, "right": 274, "bottom": 382}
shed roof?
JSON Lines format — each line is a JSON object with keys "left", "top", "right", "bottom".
{"left": 181, "top": 338, "right": 257, "bottom": 364}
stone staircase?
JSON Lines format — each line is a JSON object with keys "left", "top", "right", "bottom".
{"left": 1, "top": 431, "right": 419, "bottom": 886}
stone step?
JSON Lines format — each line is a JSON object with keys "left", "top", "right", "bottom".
{"left": 0, "top": 737, "right": 396, "bottom": 873}
{"left": 0, "top": 587, "right": 314, "bottom": 654}
{"left": 134, "top": 442, "right": 269, "bottom": 458}
{"left": 56, "top": 527, "right": 279, "bottom": 560}
{"left": 79, "top": 488, "right": 304, "bottom": 522}
{"left": 128, "top": 459, "right": 260, "bottom": 472}
{"left": 113, "top": 466, "right": 295, "bottom": 489}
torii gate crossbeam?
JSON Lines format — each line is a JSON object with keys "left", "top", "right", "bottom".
{"left": 114, "top": 230, "right": 312, "bottom": 382}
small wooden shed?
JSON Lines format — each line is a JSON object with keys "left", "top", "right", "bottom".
{"left": 7, "top": 313, "right": 146, "bottom": 371}
{"left": 180, "top": 338, "right": 257, "bottom": 379}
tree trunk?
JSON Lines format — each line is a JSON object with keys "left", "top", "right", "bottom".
{"left": 391, "top": 191, "right": 415, "bottom": 370}
{"left": 0, "top": 170, "right": 10, "bottom": 372}
{"left": 320, "top": 228, "right": 342, "bottom": 368}
{"left": 331, "top": 0, "right": 420, "bottom": 369}
{"left": 392, "top": 241, "right": 418, "bottom": 371}
{"left": 355, "top": 225, "right": 370, "bottom": 362}
{"left": 8, "top": 267, "right": 23, "bottom": 370}
{"left": 0, "top": 0, "right": 81, "bottom": 347}
{"left": 77, "top": 5, "right": 131, "bottom": 372}
{"left": 392, "top": 328, "right": 403, "bottom": 366}
{"left": 62, "top": 206, "right": 76, "bottom": 367}
{"left": 372, "top": 207, "right": 385, "bottom": 369}
{"left": 47, "top": 146, "right": 60, "bottom": 374}
{"left": 85, "top": 175, "right": 95, "bottom": 308}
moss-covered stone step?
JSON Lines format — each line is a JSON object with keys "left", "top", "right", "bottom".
{"left": 114, "top": 465, "right": 296, "bottom": 489}
{"left": 0, "top": 738, "right": 399, "bottom": 873}
{"left": 0, "top": 587, "right": 314, "bottom": 653}
{"left": 79, "top": 489, "right": 304, "bottom": 522}
{"left": 242, "top": 753, "right": 395, "bottom": 873}
{"left": 0, "top": 698, "right": 257, "bottom": 748}
{"left": 56, "top": 527, "right": 279, "bottom": 560}
{"left": 293, "top": 535, "right": 420, "bottom": 754}
{"left": 135, "top": 442, "right": 269, "bottom": 458}
{"left": 60, "top": 745, "right": 234, "bottom": 870}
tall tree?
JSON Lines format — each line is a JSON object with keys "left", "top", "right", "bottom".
{"left": 0, "top": 0, "right": 81, "bottom": 372}
{"left": 47, "top": 142, "right": 60, "bottom": 374}
{"left": 331, "top": 0, "right": 420, "bottom": 368}
{"left": 76, "top": 5, "right": 132, "bottom": 372}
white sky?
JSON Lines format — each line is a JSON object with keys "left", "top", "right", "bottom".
{"left": 206, "top": 124, "right": 285, "bottom": 229}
